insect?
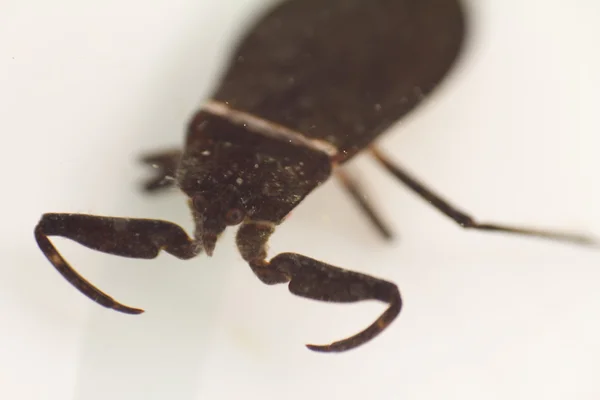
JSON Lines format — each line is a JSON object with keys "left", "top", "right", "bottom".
{"left": 35, "top": 0, "right": 595, "bottom": 353}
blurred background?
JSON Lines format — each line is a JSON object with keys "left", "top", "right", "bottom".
{"left": 1, "top": 0, "right": 600, "bottom": 399}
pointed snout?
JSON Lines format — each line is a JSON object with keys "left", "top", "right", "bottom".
{"left": 202, "top": 232, "right": 218, "bottom": 257}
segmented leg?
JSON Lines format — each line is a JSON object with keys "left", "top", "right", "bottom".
{"left": 139, "top": 149, "right": 181, "bottom": 192}
{"left": 370, "top": 147, "right": 597, "bottom": 246}
{"left": 237, "top": 221, "right": 401, "bottom": 353}
{"left": 34, "top": 213, "right": 201, "bottom": 314}
{"left": 335, "top": 168, "right": 394, "bottom": 240}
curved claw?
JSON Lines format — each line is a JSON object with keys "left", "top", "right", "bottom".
{"left": 306, "top": 296, "right": 402, "bottom": 353}
{"left": 270, "top": 252, "right": 403, "bottom": 352}
{"left": 35, "top": 224, "right": 144, "bottom": 315}
{"left": 35, "top": 213, "right": 200, "bottom": 314}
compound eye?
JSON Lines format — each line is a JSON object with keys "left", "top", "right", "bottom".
{"left": 192, "top": 195, "right": 208, "bottom": 211}
{"left": 225, "top": 208, "right": 245, "bottom": 225}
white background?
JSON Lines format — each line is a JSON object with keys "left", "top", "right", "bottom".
{"left": 2, "top": 0, "right": 600, "bottom": 399}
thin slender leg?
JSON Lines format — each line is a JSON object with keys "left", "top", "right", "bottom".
{"left": 139, "top": 149, "right": 181, "bottom": 192}
{"left": 335, "top": 169, "right": 394, "bottom": 240}
{"left": 34, "top": 213, "right": 201, "bottom": 314}
{"left": 370, "top": 146, "right": 596, "bottom": 246}
{"left": 237, "top": 221, "right": 401, "bottom": 353}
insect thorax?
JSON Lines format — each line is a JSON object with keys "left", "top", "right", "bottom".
{"left": 176, "top": 105, "right": 333, "bottom": 223}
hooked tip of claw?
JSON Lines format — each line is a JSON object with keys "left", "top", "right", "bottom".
{"left": 112, "top": 304, "right": 145, "bottom": 315}
{"left": 305, "top": 343, "right": 340, "bottom": 353}
{"left": 306, "top": 344, "right": 328, "bottom": 353}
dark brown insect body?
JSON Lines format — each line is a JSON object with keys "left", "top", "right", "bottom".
{"left": 35, "top": 0, "right": 594, "bottom": 352}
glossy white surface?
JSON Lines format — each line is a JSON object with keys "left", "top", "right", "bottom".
{"left": 2, "top": 0, "right": 600, "bottom": 399}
